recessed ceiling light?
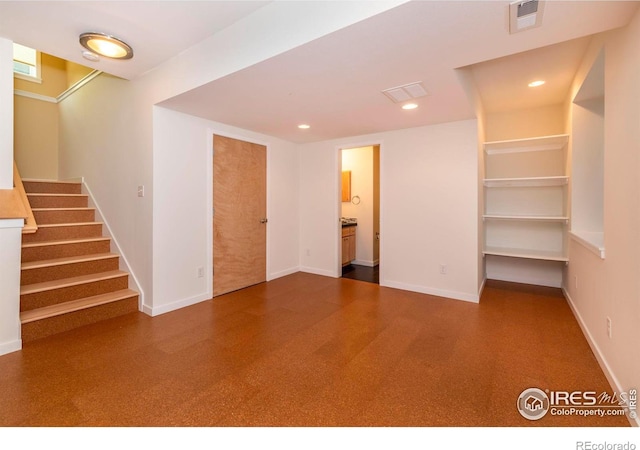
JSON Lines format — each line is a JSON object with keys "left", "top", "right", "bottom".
{"left": 79, "top": 32, "right": 133, "bottom": 60}
{"left": 402, "top": 103, "right": 418, "bottom": 110}
{"left": 298, "top": 124, "right": 310, "bottom": 129}
{"left": 528, "top": 80, "right": 545, "bottom": 87}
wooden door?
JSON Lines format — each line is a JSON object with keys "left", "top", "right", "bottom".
{"left": 213, "top": 135, "right": 267, "bottom": 297}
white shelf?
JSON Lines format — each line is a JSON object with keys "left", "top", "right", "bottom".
{"left": 483, "top": 133, "right": 571, "bottom": 282}
{"left": 483, "top": 246, "right": 569, "bottom": 262}
{"left": 484, "top": 176, "right": 569, "bottom": 188}
{"left": 570, "top": 230, "right": 605, "bottom": 259}
{"left": 484, "top": 134, "right": 569, "bottom": 155}
{"left": 483, "top": 214, "right": 569, "bottom": 223}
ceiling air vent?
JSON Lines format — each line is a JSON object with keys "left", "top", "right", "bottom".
{"left": 509, "top": 0, "right": 545, "bottom": 34}
{"left": 382, "top": 81, "right": 428, "bottom": 103}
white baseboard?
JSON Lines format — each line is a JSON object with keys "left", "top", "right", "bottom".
{"left": 487, "top": 271, "right": 561, "bottom": 288}
{"left": 563, "top": 287, "right": 639, "bottom": 427}
{"left": 267, "top": 266, "right": 299, "bottom": 281}
{"left": 299, "top": 266, "right": 336, "bottom": 278}
{"left": 478, "top": 276, "right": 487, "bottom": 299}
{"left": 0, "top": 339, "right": 22, "bottom": 356}
{"left": 352, "top": 259, "right": 376, "bottom": 267}
{"left": 144, "top": 292, "right": 211, "bottom": 317}
{"left": 381, "top": 279, "right": 480, "bottom": 303}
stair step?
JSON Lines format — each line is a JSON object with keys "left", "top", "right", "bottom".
{"left": 22, "top": 179, "right": 82, "bottom": 195}
{"left": 21, "top": 237, "right": 111, "bottom": 263}
{"left": 19, "top": 177, "right": 140, "bottom": 344}
{"left": 21, "top": 253, "right": 120, "bottom": 285}
{"left": 21, "top": 288, "right": 138, "bottom": 323}
{"left": 27, "top": 193, "right": 88, "bottom": 208}
{"left": 22, "top": 222, "right": 103, "bottom": 243}
{"left": 32, "top": 207, "right": 95, "bottom": 224}
{"left": 20, "top": 289, "right": 139, "bottom": 343}
{"left": 21, "top": 270, "right": 129, "bottom": 311}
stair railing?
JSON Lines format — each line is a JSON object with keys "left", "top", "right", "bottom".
{"left": 13, "top": 161, "right": 37, "bottom": 234}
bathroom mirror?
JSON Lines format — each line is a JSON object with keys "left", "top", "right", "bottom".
{"left": 341, "top": 171, "right": 351, "bottom": 202}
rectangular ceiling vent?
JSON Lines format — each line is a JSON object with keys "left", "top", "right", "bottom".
{"left": 382, "top": 81, "right": 428, "bottom": 103}
{"left": 509, "top": 0, "right": 544, "bottom": 34}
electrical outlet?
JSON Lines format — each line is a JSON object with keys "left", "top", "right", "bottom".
{"left": 137, "top": 185, "right": 145, "bottom": 197}
{"left": 197, "top": 267, "right": 204, "bottom": 278}
{"left": 439, "top": 264, "right": 447, "bottom": 275}
{"left": 606, "top": 317, "right": 612, "bottom": 339}
{"left": 574, "top": 275, "right": 578, "bottom": 290}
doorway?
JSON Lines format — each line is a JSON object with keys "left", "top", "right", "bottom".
{"left": 212, "top": 135, "right": 267, "bottom": 297}
{"left": 340, "top": 145, "right": 380, "bottom": 284}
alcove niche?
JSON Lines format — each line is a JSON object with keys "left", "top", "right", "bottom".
{"left": 570, "top": 49, "right": 605, "bottom": 258}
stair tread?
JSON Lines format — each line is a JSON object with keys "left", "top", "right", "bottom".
{"left": 21, "top": 252, "right": 119, "bottom": 270}
{"left": 32, "top": 207, "right": 94, "bottom": 211}
{"left": 22, "top": 236, "right": 110, "bottom": 249}
{"left": 27, "top": 193, "right": 87, "bottom": 197}
{"left": 21, "top": 270, "right": 128, "bottom": 295}
{"left": 35, "top": 222, "right": 103, "bottom": 228}
{"left": 22, "top": 178, "right": 80, "bottom": 184}
{"left": 21, "top": 289, "right": 138, "bottom": 324}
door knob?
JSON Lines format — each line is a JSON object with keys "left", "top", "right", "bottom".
{"left": 260, "top": 218, "right": 268, "bottom": 224}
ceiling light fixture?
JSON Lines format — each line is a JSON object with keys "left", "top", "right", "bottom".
{"left": 79, "top": 32, "right": 133, "bottom": 60}
{"left": 402, "top": 103, "right": 418, "bottom": 110}
{"left": 298, "top": 124, "right": 310, "bottom": 129}
{"left": 528, "top": 80, "right": 545, "bottom": 87}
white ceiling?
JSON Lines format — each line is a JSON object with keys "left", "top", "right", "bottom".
{"left": 1, "top": 1, "right": 638, "bottom": 144}
{"left": 469, "top": 35, "right": 593, "bottom": 113}
{"left": 0, "top": 1, "right": 270, "bottom": 80}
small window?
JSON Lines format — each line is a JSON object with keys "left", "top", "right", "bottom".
{"left": 13, "top": 43, "right": 41, "bottom": 83}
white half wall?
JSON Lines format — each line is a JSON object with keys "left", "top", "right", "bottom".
{"left": 151, "top": 107, "right": 299, "bottom": 316}
{"left": 0, "top": 220, "right": 23, "bottom": 355}
{"left": 0, "top": 38, "right": 22, "bottom": 355}
{"left": 299, "top": 119, "right": 480, "bottom": 302}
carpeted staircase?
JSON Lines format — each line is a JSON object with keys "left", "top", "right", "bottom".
{"left": 20, "top": 179, "right": 139, "bottom": 343}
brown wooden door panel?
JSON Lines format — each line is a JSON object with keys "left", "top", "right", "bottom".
{"left": 213, "top": 135, "right": 266, "bottom": 297}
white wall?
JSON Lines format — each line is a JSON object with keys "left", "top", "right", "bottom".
{"left": 300, "top": 119, "right": 480, "bottom": 303}
{"left": 341, "top": 146, "right": 375, "bottom": 266}
{"left": 0, "top": 221, "right": 23, "bottom": 355}
{"left": 150, "top": 107, "right": 299, "bottom": 315}
{"left": 59, "top": 73, "right": 154, "bottom": 308}
{"left": 0, "top": 38, "right": 12, "bottom": 188}
{"left": 563, "top": 10, "right": 640, "bottom": 426}
{"left": 571, "top": 97, "right": 604, "bottom": 233}
{"left": 0, "top": 38, "right": 23, "bottom": 355}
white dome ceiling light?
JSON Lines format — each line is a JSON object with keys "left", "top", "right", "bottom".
{"left": 79, "top": 32, "right": 133, "bottom": 60}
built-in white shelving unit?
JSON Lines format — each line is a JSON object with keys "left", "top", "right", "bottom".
{"left": 483, "top": 134, "right": 570, "bottom": 267}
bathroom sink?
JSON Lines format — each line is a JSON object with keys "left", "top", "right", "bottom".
{"left": 341, "top": 217, "right": 357, "bottom": 225}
